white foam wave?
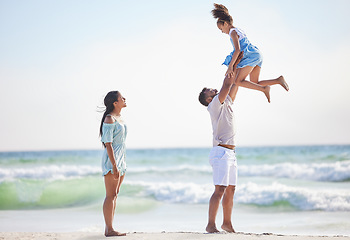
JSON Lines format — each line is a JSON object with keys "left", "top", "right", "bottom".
{"left": 126, "top": 181, "right": 350, "bottom": 211}
{"left": 237, "top": 182, "right": 350, "bottom": 211}
{"left": 239, "top": 160, "right": 350, "bottom": 181}
{"left": 0, "top": 165, "right": 100, "bottom": 182}
{"left": 129, "top": 165, "right": 212, "bottom": 174}
{"left": 0, "top": 160, "right": 349, "bottom": 182}
{"left": 127, "top": 181, "right": 213, "bottom": 204}
{"left": 128, "top": 161, "right": 350, "bottom": 182}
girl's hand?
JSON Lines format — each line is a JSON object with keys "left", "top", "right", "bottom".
{"left": 227, "top": 51, "right": 243, "bottom": 78}
{"left": 225, "top": 67, "right": 234, "bottom": 78}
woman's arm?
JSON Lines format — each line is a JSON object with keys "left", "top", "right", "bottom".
{"left": 105, "top": 143, "right": 120, "bottom": 179}
{"left": 103, "top": 115, "right": 119, "bottom": 179}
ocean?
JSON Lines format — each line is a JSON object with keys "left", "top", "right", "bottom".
{"left": 0, "top": 145, "right": 350, "bottom": 236}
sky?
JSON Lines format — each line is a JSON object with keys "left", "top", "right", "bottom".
{"left": 0, "top": 0, "right": 349, "bottom": 151}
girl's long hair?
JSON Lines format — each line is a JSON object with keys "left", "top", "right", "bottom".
{"left": 211, "top": 3, "right": 233, "bottom": 25}
{"left": 99, "top": 91, "right": 120, "bottom": 147}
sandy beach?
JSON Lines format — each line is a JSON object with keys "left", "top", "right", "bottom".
{"left": 1, "top": 232, "right": 350, "bottom": 240}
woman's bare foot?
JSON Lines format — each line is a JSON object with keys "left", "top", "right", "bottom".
{"left": 221, "top": 223, "right": 235, "bottom": 233}
{"left": 278, "top": 76, "right": 289, "bottom": 91}
{"left": 105, "top": 230, "right": 126, "bottom": 237}
{"left": 263, "top": 85, "right": 271, "bottom": 103}
{"left": 206, "top": 224, "right": 220, "bottom": 233}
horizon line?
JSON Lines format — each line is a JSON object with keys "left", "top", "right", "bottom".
{"left": 1, "top": 143, "right": 350, "bottom": 153}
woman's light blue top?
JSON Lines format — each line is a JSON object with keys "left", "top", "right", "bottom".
{"left": 223, "top": 28, "right": 263, "bottom": 68}
{"left": 101, "top": 116, "right": 127, "bottom": 176}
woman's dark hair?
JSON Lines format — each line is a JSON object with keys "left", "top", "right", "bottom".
{"left": 211, "top": 3, "right": 233, "bottom": 25}
{"left": 99, "top": 91, "right": 120, "bottom": 147}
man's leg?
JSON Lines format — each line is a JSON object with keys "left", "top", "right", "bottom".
{"left": 206, "top": 185, "right": 227, "bottom": 233}
{"left": 221, "top": 185, "right": 236, "bottom": 232}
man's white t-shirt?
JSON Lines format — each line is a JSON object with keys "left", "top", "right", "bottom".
{"left": 207, "top": 95, "right": 236, "bottom": 147}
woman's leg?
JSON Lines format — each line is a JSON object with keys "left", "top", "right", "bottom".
{"left": 112, "top": 174, "right": 125, "bottom": 222}
{"left": 235, "top": 66, "right": 271, "bottom": 102}
{"left": 103, "top": 173, "right": 126, "bottom": 237}
{"left": 221, "top": 185, "right": 236, "bottom": 233}
{"left": 250, "top": 66, "right": 289, "bottom": 91}
{"left": 206, "top": 185, "right": 227, "bottom": 233}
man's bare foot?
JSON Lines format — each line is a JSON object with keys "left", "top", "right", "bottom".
{"left": 105, "top": 230, "right": 126, "bottom": 237}
{"left": 263, "top": 86, "right": 271, "bottom": 103}
{"left": 105, "top": 227, "right": 126, "bottom": 237}
{"left": 278, "top": 76, "right": 289, "bottom": 91}
{"left": 221, "top": 224, "right": 235, "bottom": 233}
{"left": 206, "top": 225, "right": 220, "bottom": 233}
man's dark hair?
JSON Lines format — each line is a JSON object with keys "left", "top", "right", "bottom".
{"left": 198, "top": 88, "right": 209, "bottom": 106}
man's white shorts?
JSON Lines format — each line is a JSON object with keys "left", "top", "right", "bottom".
{"left": 209, "top": 146, "right": 237, "bottom": 186}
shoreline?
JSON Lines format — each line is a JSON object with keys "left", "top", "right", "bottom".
{"left": 1, "top": 232, "right": 350, "bottom": 240}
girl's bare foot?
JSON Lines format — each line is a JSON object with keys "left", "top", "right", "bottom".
{"left": 278, "top": 76, "right": 289, "bottom": 91}
{"left": 263, "top": 86, "right": 271, "bottom": 103}
{"left": 105, "top": 230, "right": 126, "bottom": 237}
{"left": 206, "top": 224, "right": 220, "bottom": 233}
{"left": 221, "top": 224, "right": 235, "bottom": 233}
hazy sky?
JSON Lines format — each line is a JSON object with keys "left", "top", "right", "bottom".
{"left": 1, "top": 0, "right": 349, "bottom": 151}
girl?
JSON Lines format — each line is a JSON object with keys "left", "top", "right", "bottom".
{"left": 100, "top": 91, "right": 127, "bottom": 237}
{"left": 212, "top": 4, "right": 289, "bottom": 102}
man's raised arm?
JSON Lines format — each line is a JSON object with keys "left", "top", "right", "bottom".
{"left": 218, "top": 51, "right": 243, "bottom": 104}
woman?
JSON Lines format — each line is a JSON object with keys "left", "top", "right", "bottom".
{"left": 99, "top": 91, "right": 127, "bottom": 237}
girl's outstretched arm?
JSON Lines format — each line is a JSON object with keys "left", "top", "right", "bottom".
{"left": 228, "top": 51, "right": 243, "bottom": 102}
{"left": 226, "top": 30, "right": 241, "bottom": 78}
{"left": 219, "top": 51, "right": 243, "bottom": 103}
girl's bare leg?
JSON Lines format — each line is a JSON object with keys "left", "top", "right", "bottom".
{"left": 103, "top": 173, "right": 126, "bottom": 237}
{"left": 221, "top": 185, "right": 236, "bottom": 233}
{"left": 235, "top": 67, "right": 271, "bottom": 102}
{"left": 250, "top": 66, "right": 289, "bottom": 91}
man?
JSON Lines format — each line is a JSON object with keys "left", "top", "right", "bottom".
{"left": 198, "top": 52, "right": 243, "bottom": 233}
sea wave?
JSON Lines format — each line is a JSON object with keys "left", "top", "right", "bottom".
{"left": 129, "top": 160, "right": 350, "bottom": 182}
{"left": 239, "top": 160, "right": 350, "bottom": 182}
{"left": 0, "top": 165, "right": 101, "bottom": 182}
{"left": 237, "top": 182, "right": 350, "bottom": 211}
{"left": 1, "top": 175, "right": 349, "bottom": 211}
{"left": 1, "top": 160, "right": 350, "bottom": 182}
{"left": 125, "top": 181, "right": 350, "bottom": 211}
{"left": 131, "top": 161, "right": 350, "bottom": 182}
{"left": 0, "top": 177, "right": 104, "bottom": 210}
{"left": 130, "top": 165, "right": 212, "bottom": 174}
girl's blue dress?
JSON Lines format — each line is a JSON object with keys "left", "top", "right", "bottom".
{"left": 101, "top": 115, "right": 127, "bottom": 176}
{"left": 223, "top": 27, "right": 263, "bottom": 68}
